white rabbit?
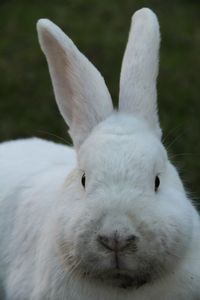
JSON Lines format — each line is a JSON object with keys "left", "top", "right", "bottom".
{"left": 0, "top": 7, "right": 200, "bottom": 300}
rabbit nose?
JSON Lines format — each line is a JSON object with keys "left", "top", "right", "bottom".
{"left": 97, "top": 233, "right": 138, "bottom": 252}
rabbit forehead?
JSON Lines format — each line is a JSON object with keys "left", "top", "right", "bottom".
{"left": 78, "top": 114, "right": 167, "bottom": 179}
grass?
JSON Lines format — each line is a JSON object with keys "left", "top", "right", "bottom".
{"left": 0, "top": 0, "right": 200, "bottom": 201}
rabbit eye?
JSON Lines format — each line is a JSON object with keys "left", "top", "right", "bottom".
{"left": 81, "top": 173, "right": 86, "bottom": 188}
{"left": 155, "top": 176, "right": 160, "bottom": 191}
{"left": 155, "top": 176, "right": 160, "bottom": 192}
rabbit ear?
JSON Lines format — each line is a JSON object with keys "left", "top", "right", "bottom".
{"left": 119, "top": 8, "right": 161, "bottom": 138}
{"left": 37, "top": 19, "right": 113, "bottom": 149}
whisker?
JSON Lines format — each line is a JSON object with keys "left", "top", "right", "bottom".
{"left": 170, "top": 153, "right": 200, "bottom": 158}
{"left": 36, "top": 129, "right": 71, "bottom": 146}
{"left": 162, "top": 124, "right": 184, "bottom": 145}
{"left": 167, "top": 248, "right": 200, "bottom": 262}
{"left": 165, "top": 133, "right": 183, "bottom": 152}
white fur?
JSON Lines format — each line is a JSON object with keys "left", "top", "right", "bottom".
{"left": 37, "top": 19, "right": 113, "bottom": 149}
{"left": 119, "top": 8, "right": 161, "bottom": 138}
{"left": 0, "top": 7, "right": 200, "bottom": 300}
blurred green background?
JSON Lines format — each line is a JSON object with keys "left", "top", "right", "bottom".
{"left": 0, "top": 0, "right": 200, "bottom": 203}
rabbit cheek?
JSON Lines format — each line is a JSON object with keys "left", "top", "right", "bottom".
{"left": 136, "top": 220, "right": 189, "bottom": 278}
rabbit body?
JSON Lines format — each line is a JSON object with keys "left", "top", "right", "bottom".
{"left": 0, "top": 138, "right": 75, "bottom": 299}
{"left": 0, "top": 7, "right": 200, "bottom": 300}
{"left": 0, "top": 131, "right": 200, "bottom": 300}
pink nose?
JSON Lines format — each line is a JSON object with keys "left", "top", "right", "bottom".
{"left": 97, "top": 233, "right": 138, "bottom": 252}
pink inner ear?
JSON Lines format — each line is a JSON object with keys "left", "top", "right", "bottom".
{"left": 37, "top": 19, "right": 113, "bottom": 149}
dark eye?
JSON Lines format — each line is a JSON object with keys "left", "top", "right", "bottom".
{"left": 81, "top": 173, "right": 86, "bottom": 188}
{"left": 155, "top": 176, "right": 160, "bottom": 192}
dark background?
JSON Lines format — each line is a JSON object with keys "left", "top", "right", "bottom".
{"left": 0, "top": 0, "right": 200, "bottom": 204}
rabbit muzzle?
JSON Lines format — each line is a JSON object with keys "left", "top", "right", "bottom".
{"left": 65, "top": 214, "right": 164, "bottom": 289}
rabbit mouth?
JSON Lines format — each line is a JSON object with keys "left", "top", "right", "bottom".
{"left": 101, "top": 271, "right": 151, "bottom": 289}
{"left": 82, "top": 268, "right": 152, "bottom": 289}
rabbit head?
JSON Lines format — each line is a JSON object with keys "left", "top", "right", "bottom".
{"left": 37, "top": 8, "right": 194, "bottom": 290}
